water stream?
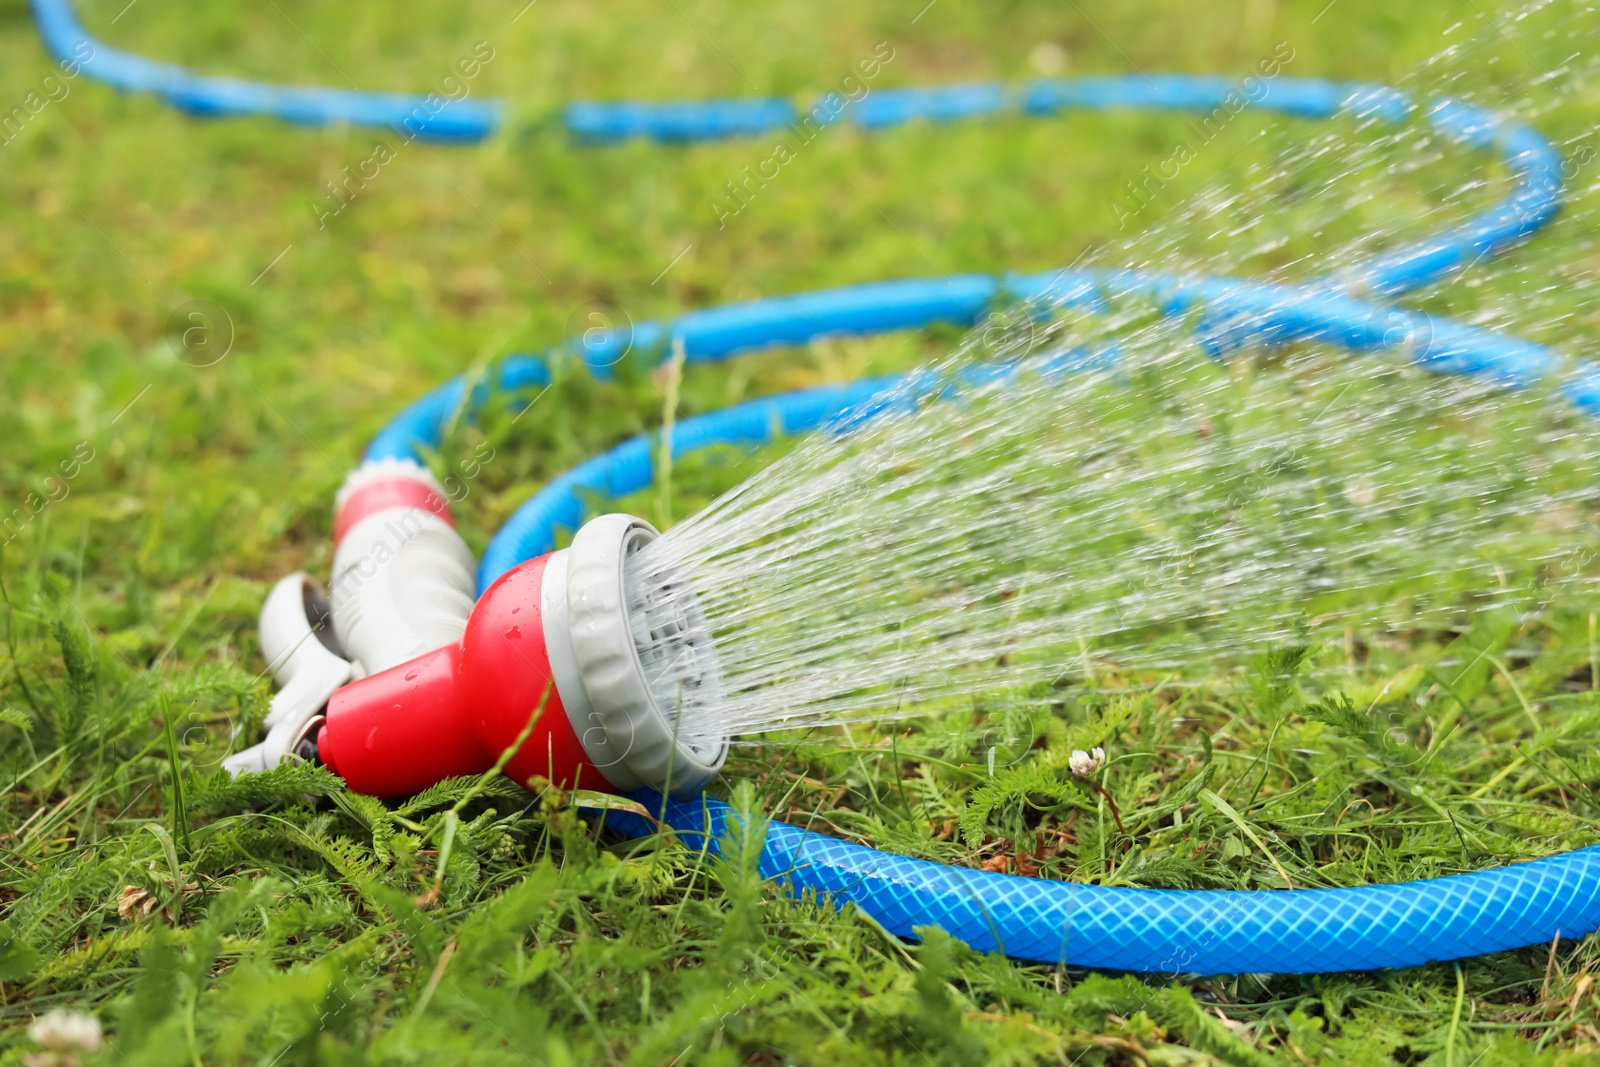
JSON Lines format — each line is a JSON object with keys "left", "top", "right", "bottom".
{"left": 621, "top": 0, "right": 1600, "bottom": 749}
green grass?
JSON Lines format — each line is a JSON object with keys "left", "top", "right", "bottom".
{"left": 6, "top": 0, "right": 1600, "bottom": 1062}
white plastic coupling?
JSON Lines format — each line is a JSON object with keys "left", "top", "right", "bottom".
{"left": 223, "top": 573, "right": 351, "bottom": 777}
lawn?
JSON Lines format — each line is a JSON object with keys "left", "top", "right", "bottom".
{"left": 5, "top": 0, "right": 1600, "bottom": 1063}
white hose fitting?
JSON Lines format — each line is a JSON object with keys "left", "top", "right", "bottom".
{"left": 223, "top": 573, "right": 351, "bottom": 776}
{"left": 329, "top": 458, "right": 476, "bottom": 677}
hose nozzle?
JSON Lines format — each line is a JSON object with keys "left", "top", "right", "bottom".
{"left": 317, "top": 514, "right": 728, "bottom": 798}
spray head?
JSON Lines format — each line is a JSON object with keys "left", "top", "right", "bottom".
{"left": 563, "top": 514, "right": 728, "bottom": 792}
{"left": 316, "top": 514, "right": 727, "bottom": 799}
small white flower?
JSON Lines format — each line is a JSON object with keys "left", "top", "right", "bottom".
{"left": 1069, "top": 746, "right": 1106, "bottom": 777}
{"left": 1343, "top": 478, "right": 1378, "bottom": 507}
{"left": 28, "top": 1010, "right": 102, "bottom": 1052}
{"left": 1029, "top": 42, "right": 1068, "bottom": 76}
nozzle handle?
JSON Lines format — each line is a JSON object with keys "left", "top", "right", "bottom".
{"left": 329, "top": 459, "right": 476, "bottom": 677}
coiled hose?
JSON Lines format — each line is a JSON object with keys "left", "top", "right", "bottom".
{"left": 365, "top": 102, "right": 1596, "bottom": 967}
{"left": 46, "top": 0, "right": 1600, "bottom": 972}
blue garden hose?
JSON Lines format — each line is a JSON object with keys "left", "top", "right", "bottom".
{"left": 50, "top": 0, "right": 1600, "bottom": 972}
{"left": 29, "top": 0, "right": 503, "bottom": 142}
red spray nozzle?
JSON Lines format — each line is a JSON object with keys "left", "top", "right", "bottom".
{"left": 317, "top": 515, "right": 727, "bottom": 799}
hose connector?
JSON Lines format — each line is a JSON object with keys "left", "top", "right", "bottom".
{"left": 222, "top": 573, "right": 350, "bottom": 776}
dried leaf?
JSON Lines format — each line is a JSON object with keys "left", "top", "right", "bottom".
{"left": 116, "top": 885, "right": 157, "bottom": 922}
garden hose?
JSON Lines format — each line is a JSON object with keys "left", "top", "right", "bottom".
{"left": 56, "top": 0, "right": 1600, "bottom": 973}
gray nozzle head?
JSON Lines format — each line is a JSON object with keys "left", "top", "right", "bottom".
{"left": 566, "top": 514, "right": 728, "bottom": 796}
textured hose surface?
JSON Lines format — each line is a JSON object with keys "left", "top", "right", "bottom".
{"left": 123, "top": 5, "right": 1588, "bottom": 968}
{"left": 606, "top": 795, "right": 1600, "bottom": 975}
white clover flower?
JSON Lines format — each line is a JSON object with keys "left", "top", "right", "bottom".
{"left": 28, "top": 1010, "right": 102, "bottom": 1052}
{"left": 1029, "top": 42, "right": 1068, "bottom": 77}
{"left": 1343, "top": 478, "right": 1379, "bottom": 507}
{"left": 1068, "top": 746, "right": 1106, "bottom": 777}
